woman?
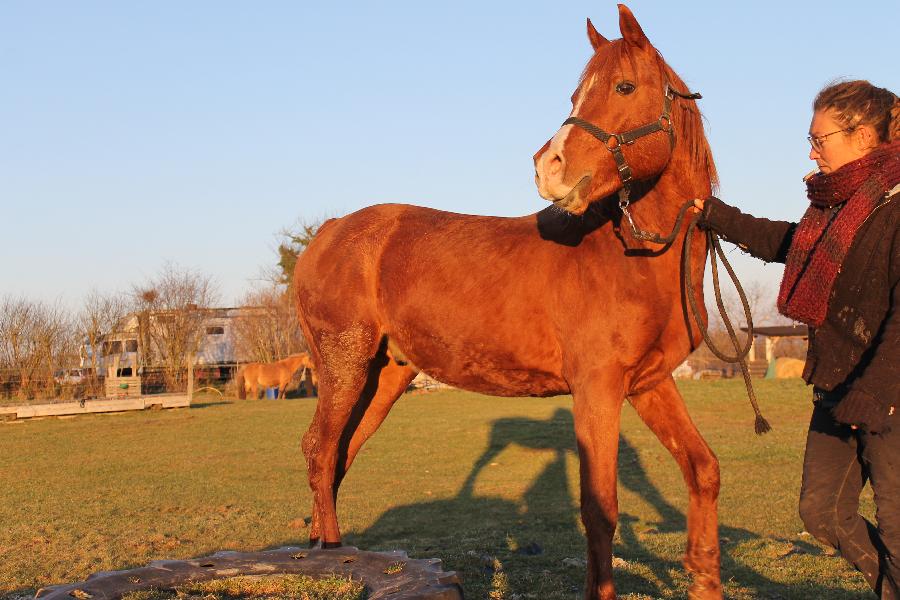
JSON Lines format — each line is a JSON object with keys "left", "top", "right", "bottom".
{"left": 696, "top": 80, "right": 899, "bottom": 598}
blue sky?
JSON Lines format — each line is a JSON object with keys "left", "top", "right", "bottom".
{"left": 2, "top": 1, "right": 897, "bottom": 311}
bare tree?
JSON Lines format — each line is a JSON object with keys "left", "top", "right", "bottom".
{"left": 706, "top": 280, "right": 779, "bottom": 330}
{"left": 0, "top": 296, "right": 38, "bottom": 398}
{"left": 0, "top": 296, "right": 75, "bottom": 399}
{"left": 690, "top": 279, "right": 799, "bottom": 372}
{"left": 232, "top": 285, "right": 307, "bottom": 364}
{"left": 132, "top": 263, "right": 219, "bottom": 391}
{"left": 77, "top": 289, "right": 129, "bottom": 397}
{"left": 37, "top": 303, "right": 77, "bottom": 398}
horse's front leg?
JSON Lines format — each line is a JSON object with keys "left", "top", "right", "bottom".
{"left": 572, "top": 370, "right": 625, "bottom": 600}
{"left": 628, "top": 376, "right": 722, "bottom": 599}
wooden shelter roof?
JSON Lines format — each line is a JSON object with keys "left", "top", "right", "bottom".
{"left": 739, "top": 324, "right": 808, "bottom": 338}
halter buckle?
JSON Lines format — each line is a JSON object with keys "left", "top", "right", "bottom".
{"left": 617, "top": 187, "right": 630, "bottom": 210}
{"left": 618, "top": 188, "right": 643, "bottom": 239}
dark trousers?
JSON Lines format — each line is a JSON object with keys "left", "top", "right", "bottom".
{"left": 799, "top": 399, "right": 900, "bottom": 598}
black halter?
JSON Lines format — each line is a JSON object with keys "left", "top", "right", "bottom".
{"left": 562, "top": 83, "right": 702, "bottom": 207}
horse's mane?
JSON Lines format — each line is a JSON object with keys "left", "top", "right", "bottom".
{"left": 578, "top": 41, "right": 718, "bottom": 194}
{"left": 660, "top": 59, "right": 719, "bottom": 193}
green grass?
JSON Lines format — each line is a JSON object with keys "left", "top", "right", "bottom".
{"left": 0, "top": 380, "right": 875, "bottom": 599}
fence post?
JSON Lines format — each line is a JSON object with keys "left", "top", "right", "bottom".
{"left": 187, "top": 354, "right": 194, "bottom": 400}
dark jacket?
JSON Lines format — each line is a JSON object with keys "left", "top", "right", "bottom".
{"left": 702, "top": 186, "right": 900, "bottom": 431}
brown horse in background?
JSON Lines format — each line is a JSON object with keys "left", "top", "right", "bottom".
{"left": 295, "top": 6, "right": 721, "bottom": 599}
{"left": 236, "top": 353, "right": 315, "bottom": 400}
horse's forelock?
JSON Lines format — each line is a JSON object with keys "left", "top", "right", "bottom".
{"left": 578, "top": 41, "right": 625, "bottom": 88}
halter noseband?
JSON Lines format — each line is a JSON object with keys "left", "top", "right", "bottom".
{"left": 561, "top": 83, "right": 702, "bottom": 214}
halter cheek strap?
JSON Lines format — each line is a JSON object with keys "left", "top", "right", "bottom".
{"left": 562, "top": 83, "right": 701, "bottom": 203}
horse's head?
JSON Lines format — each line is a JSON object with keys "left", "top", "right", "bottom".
{"left": 534, "top": 5, "right": 710, "bottom": 215}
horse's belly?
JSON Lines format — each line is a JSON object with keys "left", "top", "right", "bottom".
{"left": 391, "top": 331, "right": 569, "bottom": 397}
{"left": 259, "top": 374, "right": 282, "bottom": 387}
{"left": 424, "top": 365, "right": 570, "bottom": 397}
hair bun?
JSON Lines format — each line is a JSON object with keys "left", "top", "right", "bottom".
{"left": 815, "top": 81, "right": 898, "bottom": 143}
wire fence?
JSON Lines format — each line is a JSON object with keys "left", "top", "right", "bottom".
{"left": 0, "top": 363, "right": 325, "bottom": 407}
{"left": 0, "top": 366, "right": 242, "bottom": 405}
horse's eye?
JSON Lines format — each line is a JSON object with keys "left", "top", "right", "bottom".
{"left": 615, "top": 81, "right": 636, "bottom": 95}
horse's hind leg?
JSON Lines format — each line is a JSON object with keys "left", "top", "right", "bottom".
{"left": 304, "top": 344, "right": 416, "bottom": 547}
{"left": 628, "top": 376, "right": 722, "bottom": 599}
{"left": 300, "top": 326, "right": 383, "bottom": 548}
{"left": 334, "top": 357, "right": 417, "bottom": 491}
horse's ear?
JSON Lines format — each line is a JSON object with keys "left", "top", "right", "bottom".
{"left": 617, "top": 4, "right": 650, "bottom": 50}
{"left": 586, "top": 18, "right": 610, "bottom": 51}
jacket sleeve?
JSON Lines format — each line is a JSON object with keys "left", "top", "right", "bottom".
{"left": 833, "top": 223, "right": 900, "bottom": 433}
{"left": 701, "top": 197, "right": 797, "bottom": 264}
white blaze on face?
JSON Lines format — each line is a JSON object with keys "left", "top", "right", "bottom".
{"left": 572, "top": 73, "right": 597, "bottom": 117}
{"left": 548, "top": 73, "right": 597, "bottom": 157}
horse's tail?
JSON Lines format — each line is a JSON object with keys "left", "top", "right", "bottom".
{"left": 236, "top": 367, "right": 246, "bottom": 399}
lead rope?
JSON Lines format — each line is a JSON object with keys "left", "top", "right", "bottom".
{"left": 621, "top": 196, "right": 771, "bottom": 434}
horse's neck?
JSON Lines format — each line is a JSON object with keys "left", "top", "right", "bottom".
{"left": 628, "top": 149, "right": 711, "bottom": 238}
{"left": 614, "top": 156, "right": 711, "bottom": 304}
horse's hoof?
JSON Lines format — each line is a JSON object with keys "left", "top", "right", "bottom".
{"left": 322, "top": 540, "right": 343, "bottom": 549}
{"left": 308, "top": 538, "right": 322, "bottom": 549}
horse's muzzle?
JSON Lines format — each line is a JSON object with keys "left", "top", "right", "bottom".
{"left": 552, "top": 175, "right": 593, "bottom": 214}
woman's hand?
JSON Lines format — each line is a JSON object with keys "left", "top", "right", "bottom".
{"left": 693, "top": 197, "right": 706, "bottom": 212}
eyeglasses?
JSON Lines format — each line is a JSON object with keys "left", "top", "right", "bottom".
{"left": 807, "top": 127, "right": 853, "bottom": 152}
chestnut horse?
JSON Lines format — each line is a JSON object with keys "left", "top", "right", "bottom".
{"left": 236, "top": 353, "right": 315, "bottom": 400}
{"left": 295, "top": 6, "right": 720, "bottom": 599}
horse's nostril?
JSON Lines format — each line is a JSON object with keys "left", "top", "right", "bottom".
{"left": 548, "top": 154, "right": 563, "bottom": 177}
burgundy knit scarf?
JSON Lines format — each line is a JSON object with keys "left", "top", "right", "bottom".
{"left": 778, "top": 140, "right": 900, "bottom": 327}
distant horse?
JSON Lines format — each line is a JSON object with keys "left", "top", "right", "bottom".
{"left": 236, "top": 353, "right": 315, "bottom": 400}
{"left": 295, "top": 6, "right": 721, "bottom": 599}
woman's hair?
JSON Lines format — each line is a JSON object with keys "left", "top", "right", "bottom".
{"left": 814, "top": 80, "right": 899, "bottom": 143}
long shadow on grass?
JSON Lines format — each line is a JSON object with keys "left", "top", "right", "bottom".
{"left": 187, "top": 400, "right": 233, "bottom": 409}
{"left": 350, "top": 408, "right": 588, "bottom": 597}
{"left": 615, "top": 436, "right": 856, "bottom": 599}
{"left": 351, "top": 407, "right": 859, "bottom": 599}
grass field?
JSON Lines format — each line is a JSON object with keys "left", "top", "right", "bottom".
{"left": 0, "top": 380, "right": 876, "bottom": 599}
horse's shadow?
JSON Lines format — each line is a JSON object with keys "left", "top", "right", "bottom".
{"left": 349, "top": 407, "right": 859, "bottom": 599}
{"left": 187, "top": 400, "right": 233, "bottom": 409}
